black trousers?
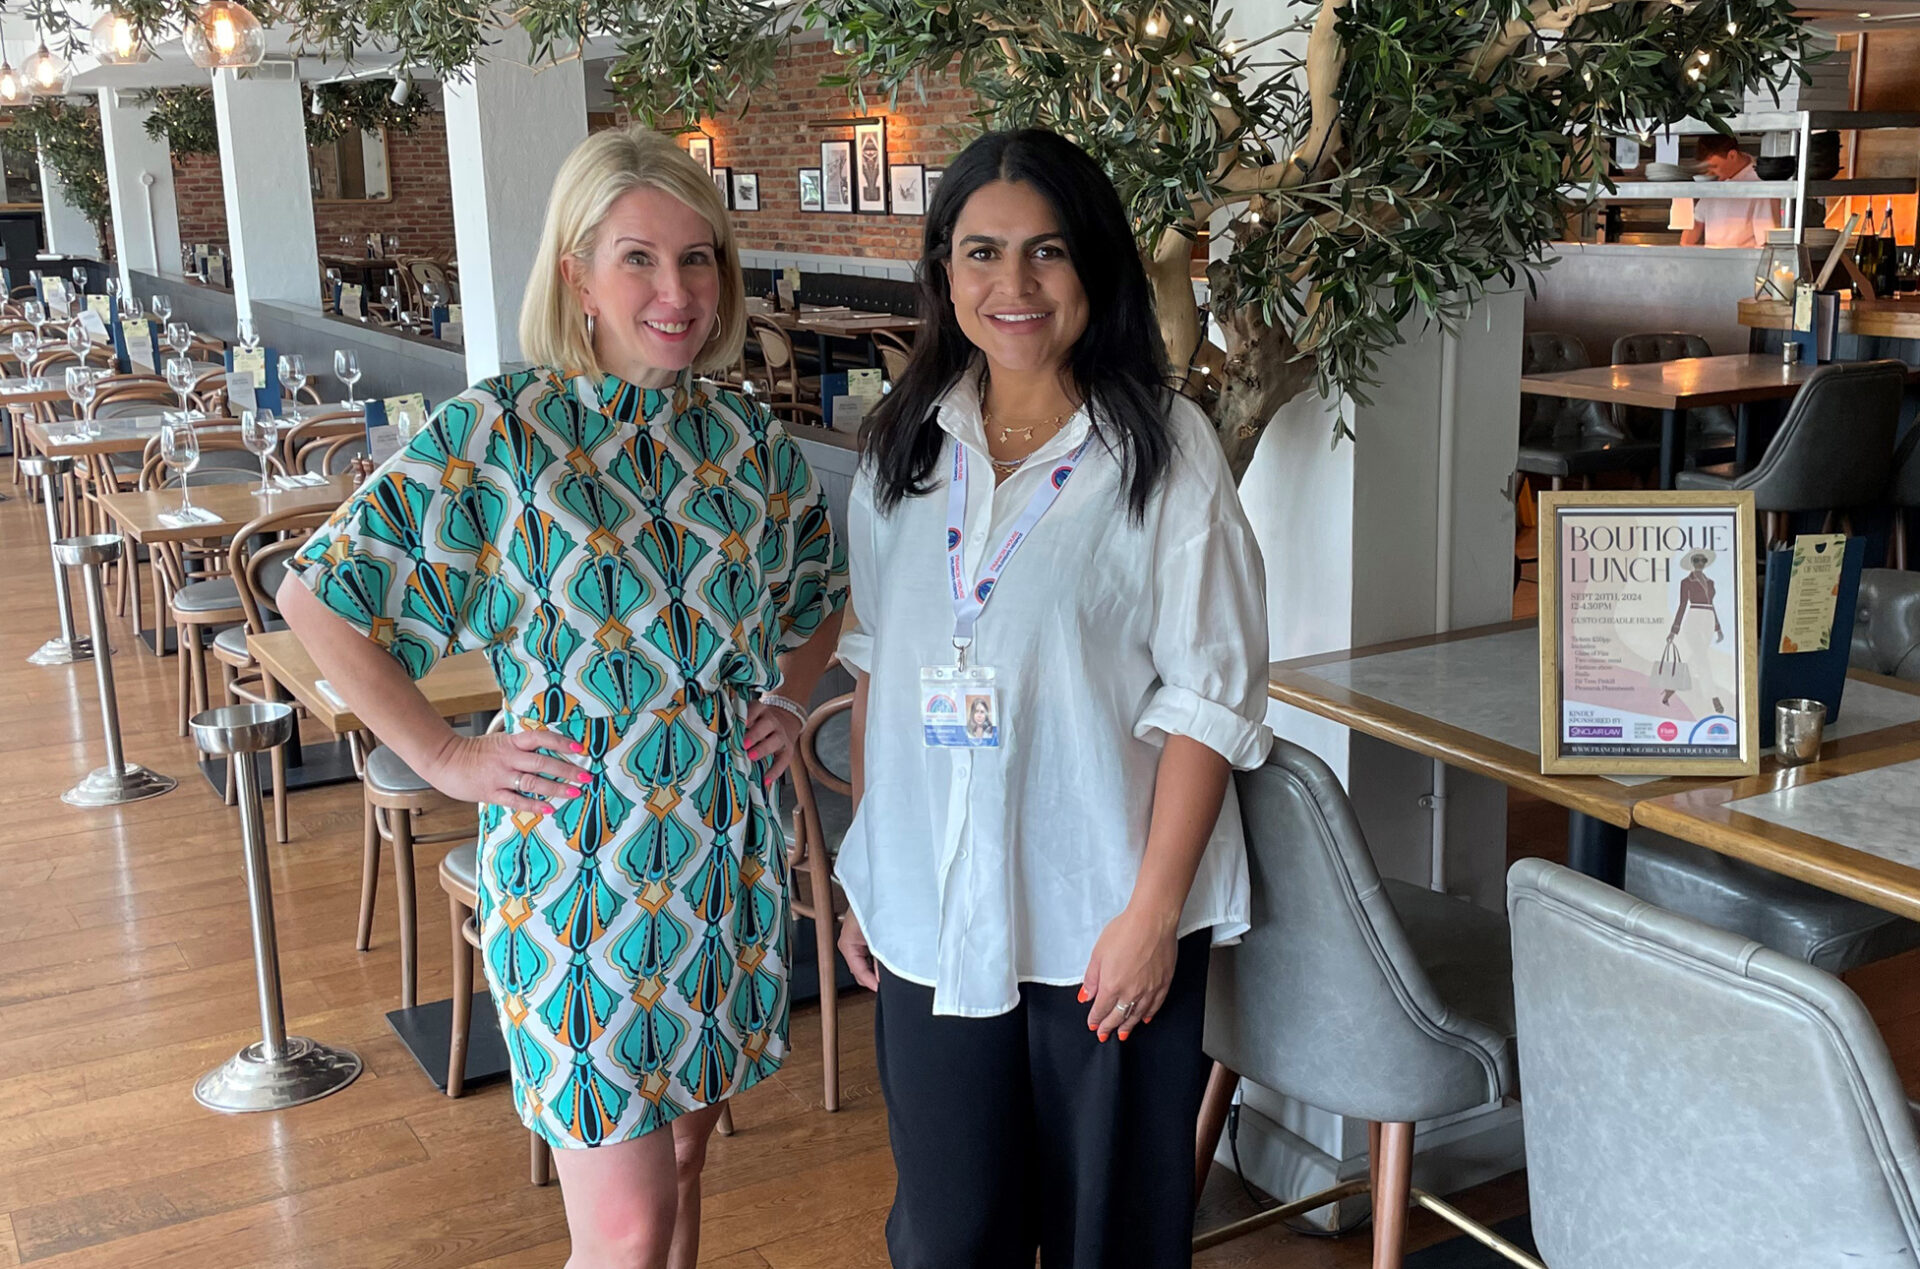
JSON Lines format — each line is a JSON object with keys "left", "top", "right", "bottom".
{"left": 874, "top": 932, "right": 1213, "bottom": 1269}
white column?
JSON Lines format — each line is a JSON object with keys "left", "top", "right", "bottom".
{"left": 211, "top": 63, "right": 322, "bottom": 319}
{"left": 38, "top": 148, "right": 100, "bottom": 258}
{"left": 443, "top": 28, "right": 586, "bottom": 380}
{"left": 98, "top": 89, "right": 182, "bottom": 288}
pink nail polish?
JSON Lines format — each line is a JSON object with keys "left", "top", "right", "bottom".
{"left": 574, "top": 771, "right": 592, "bottom": 784}
{"left": 568, "top": 741, "right": 585, "bottom": 754}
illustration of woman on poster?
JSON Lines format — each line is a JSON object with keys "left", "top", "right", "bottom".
{"left": 860, "top": 132, "right": 883, "bottom": 205}
{"left": 1664, "top": 548, "right": 1727, "bottom": 716}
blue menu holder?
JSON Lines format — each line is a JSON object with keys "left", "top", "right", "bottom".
{"left": 109, "top": 311, "right": 128, "bottom": 373}
{"left": 111, "top": 317, "right": 162, "bottom": 375}
{"left": 224, "top": 346, "right": 282, "bottom": 414}
{"left": 430, "top": 305, "right": 449, "bottom": 338}
{"left": 1757, "top": 536, "right": 1865, "bottom": 749}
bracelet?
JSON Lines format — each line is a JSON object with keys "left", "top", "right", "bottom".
{"left": 760, "top": 693, "right": 810, "bottom": 728}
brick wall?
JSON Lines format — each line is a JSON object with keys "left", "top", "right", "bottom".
{"left": 172, "top": 108, "right": 458, "bottom": 259}
{"left": 694, "top": 42, "right": 982, "bottom": 261}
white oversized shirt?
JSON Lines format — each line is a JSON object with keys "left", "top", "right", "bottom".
{"left": 1690, "top": 162, "right": 1779, "bottom": 248}
{"left": 834, "top": 375, "right": 1272, "bottom": 1016}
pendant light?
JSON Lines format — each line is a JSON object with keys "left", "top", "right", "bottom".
{"left": 20, "top": 35, "right": 68, "bottom": 97}
{"left": 89, "top": 10, "right": 154, "bottom": 65}
{"left": 184, "top": 0, "right": 266, "bottom": 70}
{"left": 0, "top": 14, "right": 24, "bottom": 108}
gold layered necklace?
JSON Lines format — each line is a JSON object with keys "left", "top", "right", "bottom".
{"left": 984, "top": 407, "right": 1066, "bottom": 477}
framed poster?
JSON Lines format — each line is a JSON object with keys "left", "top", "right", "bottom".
{"left": 924, "top": 167, "right": 945, "bottom": 208}
{"left": 686, "top": 135, "right": 712, "bottom": 173}
{"left": 798, "top": 168, "right": 824, "bottom": 213}
{"left": 732, "top": 171, "right": 760, "bottom": 212}
{"left": 889, "top": 163, "right": 926, "bottom": 216}
{"left": 712, "top": 167, "right": 733, "bottom": 210}
{"left": 853, "top": 120, "right": 888, "bottom": 214}
{"left": 1538, "top": 490, "right": 1759, "bottom": 776}
{"left": 820, "top": 141, "right": 854, "bottom": 213}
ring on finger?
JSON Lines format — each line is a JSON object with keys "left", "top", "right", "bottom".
{"left": 514, "top": 772, "right": 527, "bottom": 796}
{"left": 1115, "top": 999, "right": 1137, "bottom": 1018}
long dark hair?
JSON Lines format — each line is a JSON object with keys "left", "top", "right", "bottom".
{"left": 860, "top": 128, "right": 1172, "bottom": 520}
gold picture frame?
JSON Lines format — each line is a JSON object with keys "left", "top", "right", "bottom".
{"left": 1537, "top": 489, "right": 1759, "bottom": 776}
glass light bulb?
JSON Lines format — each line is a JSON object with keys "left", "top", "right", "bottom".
{"left": 89, "top": 11, "right": 153, "bottom": 64}
{"left": 212, "top": 13, "right": 235, "bottom": 51}
{"left": 0, "top": 67, "right": 21, "bottom": 105}
{"left": 184, "top": 0, "right": 266, "bottom": 69}
{"left": 20, "top": 44, "right": 68, "bottom": 95}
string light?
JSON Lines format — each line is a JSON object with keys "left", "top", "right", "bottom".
{"left": 1726, "top": 20, "right": 1739, "bottom": 33}
{"left": 1144, "top": 14, "right": 1163, "bottom": 35}
{"left": 89, "top": 10, "right": 153, "bottom": 64}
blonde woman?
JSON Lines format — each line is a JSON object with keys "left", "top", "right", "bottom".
{"left": 278, "top": 127, "right": 847, "bottom": 1267}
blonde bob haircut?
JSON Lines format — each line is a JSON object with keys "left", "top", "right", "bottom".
{"left": 519, "top": 126, "right": 747, "bottom": 379}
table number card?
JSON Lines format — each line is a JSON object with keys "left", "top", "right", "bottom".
{"left": 847, "top": 368, "right": 884, "bottom": 400}
{"left": 1779, "top": 533, "right": 1847, "bottom": 653}
{"left": 340, "top": 284, "right": 365, "bottom": 319}
{"left": 225, "top": 345, "right": 280, "bottom": 413}
{"left": 87, "top": 294, "right": 111, "bottom": 324}
{"left": 43, "top": 277, "right": 69, "bottom": 318}
{"left": 227, "top": 372, "right": 257, "bottom": 409}
{"left": 207, "top": 256, "right": 228, "bottom": 288}
{"left": 122, "top": 317, "right": 156, "bottom": 372}
{"left": 80, "top": 311, "right": 110, "bottom": 343}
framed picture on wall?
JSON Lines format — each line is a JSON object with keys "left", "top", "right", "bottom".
{"left": 687, "top": 136, "right": 712, "bottom": 173}
{"left": 820, "top": 141, "right": 854, "bottom": 213}
{"left": 924, "top": 167, "right": 946, "bottom": 208}
{"left": 889, "top": 164, "right": 926, "bottom": 216}
{"left": 853, "top": 120, "right": 888, "bottom": 214}
{"left": 712, "top": 167, "right": 733, "bottom": 210}
{"left": 798, "top": 168, "right": 824, "bottom": 213}
{"left": 732, "top": 172, "right": 760, "bottom": 212}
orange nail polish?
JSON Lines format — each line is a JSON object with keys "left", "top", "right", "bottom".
{"left": 1144, "top": 1016, "right": 1153, "bottom": 1025}
{"left": 1098, "top": 1032, "right": 1109, "bottom": 1043}
{"left": 1077, "top": 988, "right": 1089, "bottom": 1004}
{"left": 1118, "top": 1031, "right": 1130, "bottom": 1042}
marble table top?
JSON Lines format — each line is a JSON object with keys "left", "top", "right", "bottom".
{"left": 1302, "top": 627, "right": 1920, "bottom": 783}
{"left": 1724, "top": 758, "right": 1920, "bottom": 871}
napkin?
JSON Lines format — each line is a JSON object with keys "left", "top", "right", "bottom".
{"left": 157, "top": 505, "right": 223, "bottom": 528}
{"left": 272, "top": 472, "right": 328, "bottom": 490}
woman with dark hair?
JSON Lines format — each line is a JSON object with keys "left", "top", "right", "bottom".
{"left": 833, "top": 128, "right": 1272, "bottom": 1267}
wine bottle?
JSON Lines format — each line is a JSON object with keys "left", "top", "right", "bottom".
{"left": 1877, "top": 198, "right": 1901, "bottom": 298}
{"left": 1859, "top": 204, "right": 1882, "bottom": 294}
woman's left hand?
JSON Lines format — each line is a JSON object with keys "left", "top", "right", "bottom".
{"left": 742, "top": 701, "right": 804, "bottom": 783}
{"left": 1080, "top": 905, "right": 1179, "bottom": 1042}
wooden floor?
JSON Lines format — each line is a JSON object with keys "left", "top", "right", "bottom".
{"left": 0, "top": 485, "right": 1912, "bottom": 1269}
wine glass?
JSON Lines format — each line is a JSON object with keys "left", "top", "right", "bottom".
{"left": 421, "top": 280, "right": 444, "bottom": 313}
{"left": 392, "top": 403, "right": 419, "bottom": 448}
{"left": 241, "top": 409, "right": 278, "bottom": 496}
{"left": 64, "top": 365, "right": 92, "bottom": 437}
{"left": 66, "top": 320, "right": 88, "bottom": 362}
{"left": 104, "top": 275, "right": 120, "bottom": 302}
{"left": 166, "top": 355, "right": 197, "bottom": 420}
{"left": 237, "top": 316, "right": 259, "bottom": 351}
{"left": 12, "top": 328, "right": 40, "bottom": 387}
{"left": 118, "top": 294, "right": 142, "bottom": 325}
{"left": 334, "top": 349, "right": 361, "bottom": 407}
{"left": 70, "top": 266, "right": 85, "bottom": 296}
{"left": 277, "top": 353, "right": 307, "bottom": 422}
{"left": 23, "top": 299, "right": 44, "bottom": 327}
{"left": 165, "top": 321, "right": 191, "bottom": 360}
{"left": 150, "top": 294, "right": 172, "bottom": 325}
{"left": 159, "top": 419, "right": 201, "bottom": 516}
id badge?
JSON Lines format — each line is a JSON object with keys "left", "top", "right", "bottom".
{"left": 921, "top": 664, "right": 1000, "bottom": 748}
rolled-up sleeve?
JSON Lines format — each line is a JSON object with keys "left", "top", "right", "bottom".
{"left": 834, "top": 472, "right": 877, "bottom": 674}
{"left": 1133, "top": 514, "right": 1273, "bottom": 770}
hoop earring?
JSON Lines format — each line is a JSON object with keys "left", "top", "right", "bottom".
{"left": 585, "top": 312, "right": 597, "bottom": 342}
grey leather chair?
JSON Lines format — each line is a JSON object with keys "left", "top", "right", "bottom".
{"left": 1676, "top": 360, "right": 1904, "bottom": 547}
{"left": 1516, "top": 332, "right": 1658, "bottom": 487}
{"left": 1855, "top": 568, "right": 1920, "bottom": 679}
{"left": 1196, "top": 742, "right": 1539, "bottom": 1268}
{"left": 1626, "top": 565, "right": 1920, "bottom": 972}
{"left": 1509, "top": 858, "right": 1920, "bottom": 1269}
{"left": 1891, "top": 426, "right": 1919, "bottom": 570}
{"left": 1611, "top": 331, "right": 1737, "bottom": 447}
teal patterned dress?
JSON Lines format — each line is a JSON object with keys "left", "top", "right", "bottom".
{"left": 291, "top": 368, "right": 848, "bottom": 1147}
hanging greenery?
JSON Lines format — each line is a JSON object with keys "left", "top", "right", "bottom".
{"left": 140, "top": 87, "right": 220, "bottom": 156}
{"left": 306, "top": 80, "right": 431, "bottom": 146}
{"left": 22, "top": 0, "right": 1816, "bottom": 462}
{"left": 14, "top": 97, "right": 114, "bottom": 258}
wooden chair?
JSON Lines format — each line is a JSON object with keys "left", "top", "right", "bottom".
{"left": 297, "top": 433, "right": 369, "bottom": 475}
{"left": 872, "top": 329, "right": 912, "bottom": 382}
{"left": 791, "top": 688, "right": 856, "bottom": 1110}
{"left": 748, "top": 316, "right": 812, "bottom": 405}
{"left": 214, "top": 506, "right": 333, "bottom": 835}
{"left": 765, "top": 400, "right": 827, "bottom": 431}
{"left": 280, "top": 409, "right": 365, "bottom": 473}
{"left": 81, "top": 375, "right": 178, "bottom": 618}
{"left": 359, "top": 735, "right": 473, "bottom": 1008}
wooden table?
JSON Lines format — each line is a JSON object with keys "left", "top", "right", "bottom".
{"left": 248, "top": 630, "right": 498, "bottom": 733}
{"left": 0, "top": 375, "right": 71, "bottom": 409}
{"left": 1269, "top": 620, "right": 1920, "bottom": 883}
{"left": 766, "top": 307, "right": 921, "bottom": 374}
{"left": 1517, "top": 354, "right": 1920, "bottom": 489}
{"left": 26, "top": 403, "right": 358, "bottom": 460}
{"left": 1638, "top": 739, "right": 1920, "bottom": 922}
{"left": 96, "top": 476, "right": 353, "bottom": 544}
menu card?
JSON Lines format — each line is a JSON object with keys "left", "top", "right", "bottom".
{"left": 847, "top": 368, "right": 884, "bottom": 400}
{"left": 1779, "top": 534, "right": 1847, "bottom": 654}
{"left": 123, "top": 317, "right": 156, "bottom": 372}
{"left": 86, "top": 295, "right": 111, "bottom": 324}
{"left": 340, "top": 284, "right": 365, "bottom": 319}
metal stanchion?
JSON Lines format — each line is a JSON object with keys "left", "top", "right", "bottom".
{"left": 18, "top": 454, "right": 94, "bottom": 665}
{"left": 55, "top": 534, "right": 176, "bottom": 807}
{"left": 190, "top": 702, "right": 362, "bottom": 1112}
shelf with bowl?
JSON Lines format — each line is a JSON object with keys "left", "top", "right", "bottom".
{"left": 1577, "top": 179, "right": 1919, "bottom": 200}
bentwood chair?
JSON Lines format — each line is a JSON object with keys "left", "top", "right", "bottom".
{"left": 789, "top": 677, "right": 857, "bottom": 1111}
{"left": 1675, "top": 360, "right": 1904, "bottom": 549}
{"left": 280, "top": 409, "right": 366, "bottom": 474}
{"left": 748, "top": 316, "right": 812, "bottom": 406}
{"left": 214, "top": 506, "right": 332, "bottom": 832}
{"left": 1194, "top": 742, "right": 1536, "bottom": 1268}
{"left": 1510, "top": 858, "right": 1920, "bottom": 1269}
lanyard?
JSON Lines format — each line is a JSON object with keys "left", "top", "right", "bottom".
{"left": 946, "top": 435, "right": 1089, "bottom": 661}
